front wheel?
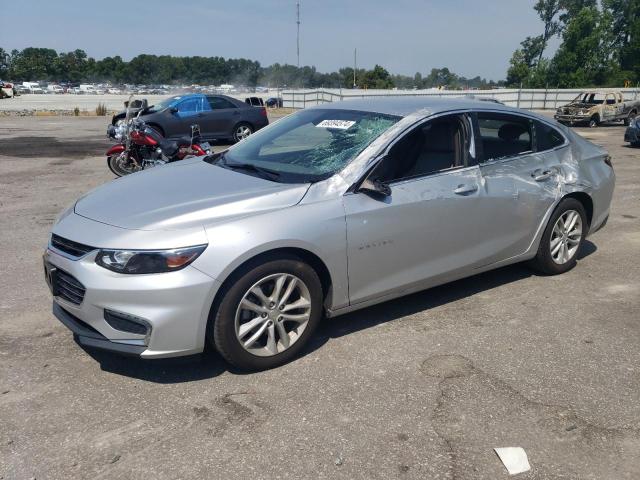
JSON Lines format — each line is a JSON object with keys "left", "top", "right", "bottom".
{"left": 232, "top": 123, "right": 253, "bottom": 143}
{"left": 107, "top": 152, "right": 141, "bottom": 177}
{"left": 530, "top": 198, "right": 587, "bottom": 275}
{"left": 210, "top": 257, "right": 323, "bottom": 371}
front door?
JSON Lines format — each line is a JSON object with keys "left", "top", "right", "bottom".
{"left": 173, "top": 96, "right": 205, "bottom": 139}
{"left": 344, "top": 113, "right": 490, "bottom": 305}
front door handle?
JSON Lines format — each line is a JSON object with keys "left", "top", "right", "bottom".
{"left": 454, "top": 184, "right": 478, "bottom": 195}
{"left": 532, "top": 169, "right": 553, "bottom": 181}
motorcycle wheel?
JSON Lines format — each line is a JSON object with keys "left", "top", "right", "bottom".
{"left": 107, "top": 153, "right": 142, "bottom": 177}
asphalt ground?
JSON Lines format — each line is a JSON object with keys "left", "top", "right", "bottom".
{"left": 0, "top": 113, "right": 639, "bottom": 479}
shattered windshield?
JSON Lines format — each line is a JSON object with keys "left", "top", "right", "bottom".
{"left": 219, "top": 108, "right": 401, "bottom": 183}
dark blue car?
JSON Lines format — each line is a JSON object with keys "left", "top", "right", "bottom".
{"left": 112, "top": 93, "right": 269, "bottom": 143}
{"left": 624, "top": 117, "right": 640, "bottom": 147}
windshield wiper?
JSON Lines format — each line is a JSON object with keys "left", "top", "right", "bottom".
{"left": 216, "top": 154, "right": 281, "bottom": 181}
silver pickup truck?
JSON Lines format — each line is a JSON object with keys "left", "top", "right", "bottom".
{"left": 555, "top": 91, "right": 640, "bottom": 127}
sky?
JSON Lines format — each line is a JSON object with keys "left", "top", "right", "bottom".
{"left": 0, "top": 0, "right": 558, "bottom": 81}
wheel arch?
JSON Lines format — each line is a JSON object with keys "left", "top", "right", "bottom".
{"left": 206, "top": 247, "right": 334, "bottom": 328}
{"left": 562, "top": 191, "right": 593, "bottom": 227}
{"left": 232, "top": 120, "right": 255, "bottom": 135}
{"left": 147, "top": 122, "right": 165, "bottom": 137}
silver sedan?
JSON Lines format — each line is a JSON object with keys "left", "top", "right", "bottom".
{"left": 44, "top": 97, "right": 615, "bottom": 370}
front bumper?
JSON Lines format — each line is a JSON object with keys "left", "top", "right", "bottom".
{"left": 53, "top": 302, "right": 146, "bottom": 356}
{"left": 554, "top": 114, "right": 590, "bottom": 124}
{"left": 44, "top": 246, "right": 220, "bottom": 359}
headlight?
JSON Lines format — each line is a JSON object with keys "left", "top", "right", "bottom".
{"left": 95, "top": 245, "right": 207, "bottom": 274}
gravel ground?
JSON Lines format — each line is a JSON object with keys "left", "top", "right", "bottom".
{"left": 0, "top": 114, "right": 639, "bottom": 479}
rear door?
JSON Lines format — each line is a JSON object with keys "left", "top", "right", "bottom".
{"left": 473, "top": 111, "right": 562, "bottom": 264}
{"left": 204, "top": 96, "right": 241, "bottom": 139}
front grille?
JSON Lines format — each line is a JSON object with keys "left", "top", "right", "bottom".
{"left": 55, "top": 269, "right": 86, "bottom": 305}
{"left": 51, "top": 234, "right": 95, "bottom": 258}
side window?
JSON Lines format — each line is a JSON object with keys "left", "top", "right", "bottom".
{"left": 477, "top": 113, "right": 532, "bottom": 162}
{"left": 177, "top": 97, "right": 201, "bottom": 114}
{"left": 374, "top": 114, "right": 468, "bottom": 183}
{"left": 535, "top": 121, "right": 565, "bottom": 151}
{"left": 208, "top": 96, "right": 237, "bottom": 110}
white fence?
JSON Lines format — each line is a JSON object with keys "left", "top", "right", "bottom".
{"left": 282, "top": 88, "right": 640, "bottom": 110}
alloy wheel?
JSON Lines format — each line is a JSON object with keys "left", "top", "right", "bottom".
{"left": 235, "top": 125, "right": 252, "bottom": 141}
{"left": 550, "top": 209, "right": 582, "bottom": 264}
{"left": 234, "top": 273, "right": 312, "bottom": 357}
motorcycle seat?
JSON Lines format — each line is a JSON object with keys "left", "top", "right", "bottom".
{"left": 176, "top": 136, "right": 192, "bottom": 147}
{"left": 159, "top": 139, "right": 179, "bottom": 156}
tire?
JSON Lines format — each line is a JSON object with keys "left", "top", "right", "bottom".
{"left": 589, "top": 115, "right": 600, "bottom": 128}
{"left": 232, "top": 122, "right": 253, "bottom": 143}
{"left": 530, "top": 198, "right": 587, "bottom": 275}
{"left": 624, "top": 111, "right": 637, "bottom": 127}
{"left": 210, "top": 256, "right": 323, "bottom": 371}
{"left": 107, "top": 152, "right": 141, "bottom": 177}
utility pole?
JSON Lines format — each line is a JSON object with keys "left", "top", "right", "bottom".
{"left": 296, "top": 2, "right": 300, "bottom": 68}
{"left": 353, "top": 48, "right": 357, "bottom": 88}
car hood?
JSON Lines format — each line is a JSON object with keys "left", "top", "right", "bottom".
{"left": 74, "top": 158, "right": 310, "bottom": 231}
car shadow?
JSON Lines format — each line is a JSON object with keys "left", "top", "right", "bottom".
{"left": 87, "top": 241, "right": 596, "bottom": 383}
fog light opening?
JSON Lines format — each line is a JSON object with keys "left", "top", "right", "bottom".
{"left": 103, "top": 310, "right": 151, "bottom": 338}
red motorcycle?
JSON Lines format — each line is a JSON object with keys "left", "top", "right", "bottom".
{"left": 106, "top": 118, "right": 211, "bottom": 177}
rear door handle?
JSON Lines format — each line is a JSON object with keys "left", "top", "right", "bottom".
{"left": 532, "top": 169, "right": 553, "bottom": 181}
{"left": 454, "top": 184, "right": 478, "bottom": 195}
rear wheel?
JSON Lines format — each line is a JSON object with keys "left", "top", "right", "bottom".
{"left": 530, "top": 198, "right": 587, "bottom": 275}
{"left": 232, "top": 122, "right": 253, "bottom": 143}
{"left": 210, "top": 257, "right": 323, "bottom": 371}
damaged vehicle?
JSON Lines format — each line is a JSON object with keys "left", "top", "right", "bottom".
{"left": 555, "top": 91, "right": 640, "bottom": 127}
{"left": 44, "top": 97, "right": 614, "bottom": 371}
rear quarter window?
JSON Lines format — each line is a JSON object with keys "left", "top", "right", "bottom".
{"left": 535, "top": 121, "right": 565, "bottom": 151}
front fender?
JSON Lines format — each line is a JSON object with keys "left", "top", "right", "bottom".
{"left": 193, "top": 199, "right": 349, "bottom": 310}
{"left": 106, "top": 144, "right": 126, "bottom": 156}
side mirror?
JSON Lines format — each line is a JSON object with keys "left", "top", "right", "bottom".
{"left": 169, "top": 107, "right": 178, "bottom": 114}
{"left": 358, "top": 177, "right": 391, "bottom": 199}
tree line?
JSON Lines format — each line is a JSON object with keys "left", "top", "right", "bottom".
{"left": 0, "top": 47, "right": 499, "bottom": 90}
{"left": 507, "top": 0, "right": 640, "bottom": 88}
{"left": 2, "top": 1, "right": 636, "bottom": 91}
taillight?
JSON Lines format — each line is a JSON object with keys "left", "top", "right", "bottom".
{"left": 260, "top": 107, "right": 267, "bottom": 117}
{"left": 604, "top": 155, "right": 613, "bottom": 168}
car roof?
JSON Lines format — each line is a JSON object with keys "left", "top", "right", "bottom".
{"left": 307, "top": 96, "right": 517, "bottom": 118}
